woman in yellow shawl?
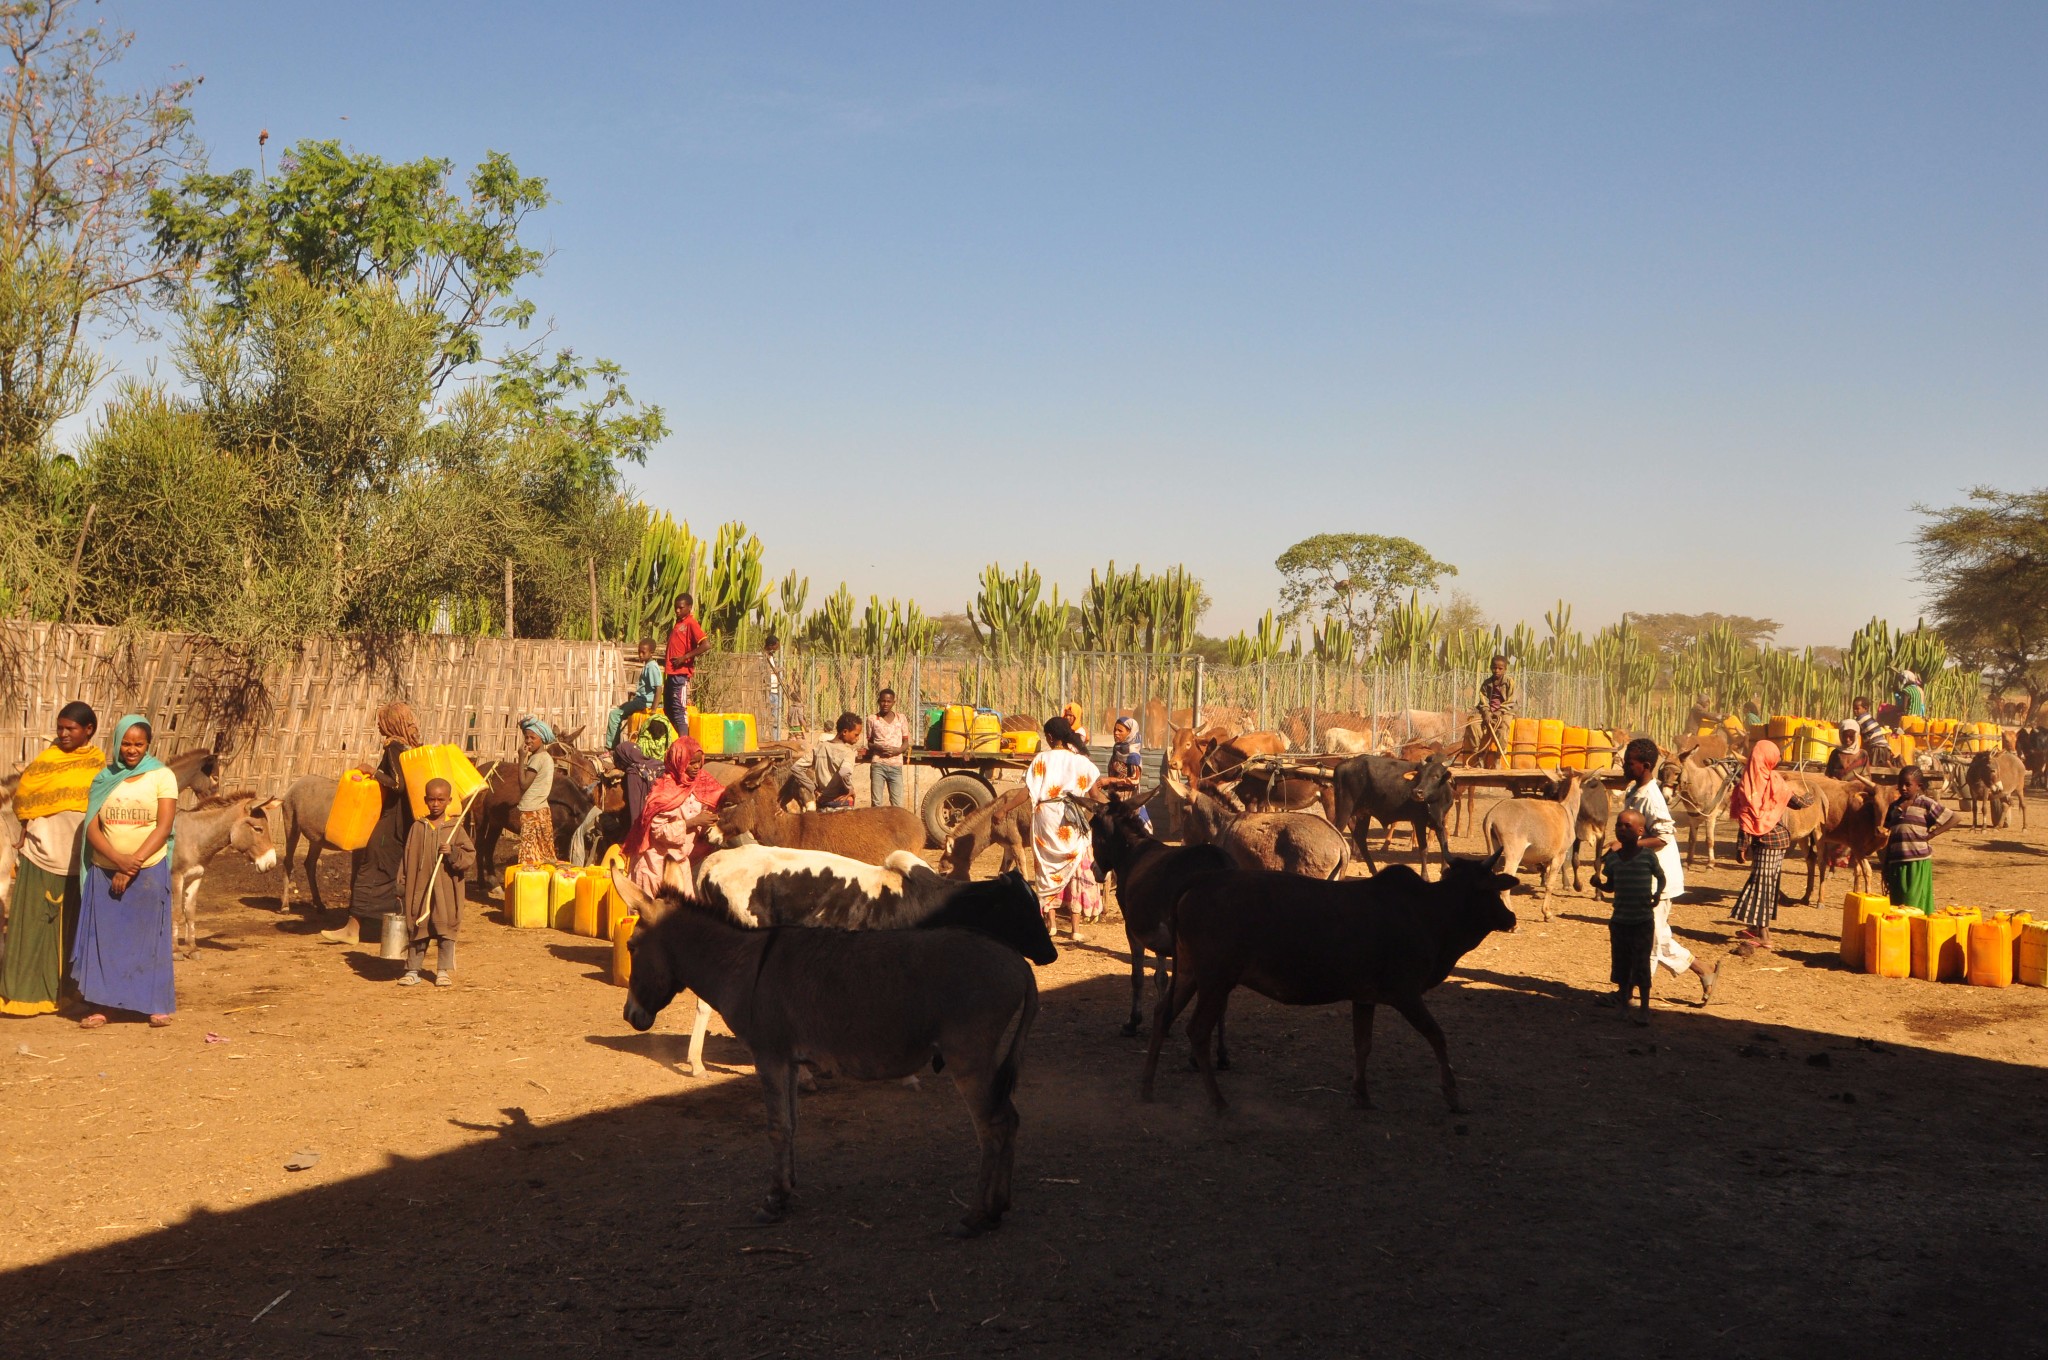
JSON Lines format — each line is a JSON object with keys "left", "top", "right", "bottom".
{"left": 2, "top": 703, "right": 103, "bottom": 1016}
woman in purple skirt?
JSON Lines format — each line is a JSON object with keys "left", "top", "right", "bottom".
{"left": 74, "top": 715, "right": 180, "bottom": 1028}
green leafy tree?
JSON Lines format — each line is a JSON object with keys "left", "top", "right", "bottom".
{"left": 1274, "top": 533, "right": 1455, "bottom": 650}
{"left": 151, "top": 139, "right": 548, "bottom": 386}
{"left": 1916, "top": 487, "right": 2048, "bottom": 712}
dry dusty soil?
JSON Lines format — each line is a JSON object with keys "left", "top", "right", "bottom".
{"left": 1, "top": 791, "right": 2045, "bottom": 1358}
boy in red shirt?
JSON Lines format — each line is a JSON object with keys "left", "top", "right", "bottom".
{"left": 664, "top": 594, "right": 708, "bottom": 731}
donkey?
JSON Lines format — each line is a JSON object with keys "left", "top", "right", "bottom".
{"left": 614, "top": 868, "right": 1037, "bottom": 1237}
{"left": 1144, "top": 855, "right": 1519, "bottom": 1115}
{"left": 658, "top": 844, "right": 1053, "bottom": 1077}
{"left": 1088, "top": 798, "right": 1234, "bottom": 1049}
{"left": 714, "top": 759, "right": 925, "bottom": 864}
{"left": 171, "top": 792, "right": 281, "bottom": 956}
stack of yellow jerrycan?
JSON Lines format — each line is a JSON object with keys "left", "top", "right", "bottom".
{"left": 398, "top": 744, "right": 488, "bottom": 818}
{"left": 1839, "top": 891, "right": 1890, "bottom": 970}
{"left": 323, "top": 769, "right": 383, "bottom": 851}
{"left": 688, "top": 710, "right": 759, "bottom": 756}
{"left": 1959, "top": 721, "right": 2004, "bottom": 754}
{"left": 1862, "top": 912, "right": 1911, "bottom": 978}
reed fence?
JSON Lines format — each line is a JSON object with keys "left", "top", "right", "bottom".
{"left": 0, "top": 623, "right": 629, "bottom": 788}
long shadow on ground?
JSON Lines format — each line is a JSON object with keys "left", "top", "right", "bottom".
{"left": 2, "top": 956, "right": 2045, "bottom": 1359}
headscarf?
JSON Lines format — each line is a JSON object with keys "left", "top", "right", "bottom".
{"left": 624, "top": 735, "right": 724, "bottom": 858}
{"left": 13, "top": 736, "right": 104, "bottom": 822}
{"left": 519, "top": 715, "right": 557, "bottom": 746}
{"left": 1730, "top": 739, "right": 1793, "bottom": 838}
{"left": 80, "top": 715, "right": 173, "bottom": 870}
{"left": 377, "top": 701, "right": 422, "bottom": 747}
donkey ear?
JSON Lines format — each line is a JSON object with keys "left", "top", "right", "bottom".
{"left": 611, "top": 865, "right": 665, "bottom": 924}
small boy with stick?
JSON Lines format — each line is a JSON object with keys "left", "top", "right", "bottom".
{"left": 1591, "top": 809, "right": 1666, "bottom": 1025}
{"left": 395, "top": 778, "right": 475, "bottom": 988}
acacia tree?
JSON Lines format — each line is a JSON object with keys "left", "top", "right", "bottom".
{"left": 1274, "top": 532, "right": 1456, "bottom": 652}
{"left": 1916, "top": 486, "right": 2048, "bottom": 714}
{"left": 0, "top": 0, "right": 200, "bottom": 451}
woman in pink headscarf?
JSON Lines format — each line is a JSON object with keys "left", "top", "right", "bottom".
{"left": 622, "top": 736, "right": 724, "bottom": 898}
{"left": 1726, "top": 739, "right": 1809, "bottom": 951}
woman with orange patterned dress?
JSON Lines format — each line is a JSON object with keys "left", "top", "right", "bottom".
{"left": 1027, "top": 715, "right": 1100, "bottom": 940}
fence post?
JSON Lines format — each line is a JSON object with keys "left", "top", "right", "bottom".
{"left": 1193, "top": 657, "right": 1206, "bottom": 733}
{"left": 1307, "top": 658, "right": 1319, "bottom": 754}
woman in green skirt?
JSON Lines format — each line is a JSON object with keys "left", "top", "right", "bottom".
{"left": 1, "top": 702, "right": 103, "bottom": 1016}
{"left": 1881, "top": 766, "right": 1954, "bottom": 912}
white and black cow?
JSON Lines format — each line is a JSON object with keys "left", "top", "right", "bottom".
{"left": 652, "top": 845, "right": 1055, "bottom": 1077}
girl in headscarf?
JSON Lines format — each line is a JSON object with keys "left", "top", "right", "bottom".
{"left": 1028, "top": 715, "right": 1100, "bottom": 939}
{"left": 74, "top": 716, "right": 179, "bottom": 1028}
{"left": 1, "top": 702, "right": 103, "bottom": 1016}
{"left": 1727, "top": 739, "right": 1809, "bottom": 951}
{"left": 323, "top": 700, "right": 423, "bottom": 944}
{"left": 516, "top": 716, "right": 558, "bottom": 866}
{"left": 623, "top": 736, "right": 724, "bottom": 897}
{"left": 1881, "top": 765, "right": 1954, "bottom": 913}
{"left": 605, "top": 660, "right": 665, "bottom": 750}
{"left": 1059, "top": 702, "right": 1090, "bottom": 745}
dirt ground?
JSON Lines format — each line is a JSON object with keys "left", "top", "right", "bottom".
{"left": 2, "top": 790, "right": 2045, "bottom": 1358}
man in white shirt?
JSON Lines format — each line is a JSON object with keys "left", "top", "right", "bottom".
{"left": 863, "top": 688, "right": 911, "bottom": 808}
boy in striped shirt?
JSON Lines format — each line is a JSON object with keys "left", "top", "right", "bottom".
{"left": 1593, "top": 810, "right": 1667, "bottom": 1025}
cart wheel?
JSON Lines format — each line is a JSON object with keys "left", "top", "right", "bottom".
{"left": 922, "top": 774, "right": 993, "bottom": 846}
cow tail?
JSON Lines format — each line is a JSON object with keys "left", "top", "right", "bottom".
{"left": 988, "top": 981, "right": 1038, "bottom": 1118}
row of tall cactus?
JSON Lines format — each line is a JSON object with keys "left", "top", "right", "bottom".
{"left": 1222, "top": 609, "right": 1288, "bottom": 665}
{"left": 1076, "top": 562, "right": 1203, "bottom": 654}
{"left": 968, "top": 563, "right": 1070, "bottom": 659}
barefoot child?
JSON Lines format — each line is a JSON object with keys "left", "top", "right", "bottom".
{"left": 395, "top": 778, "right": 475, "bottom": 988}
{"left": 1592, "top": 810, "right": 1665, "bottom": 1024}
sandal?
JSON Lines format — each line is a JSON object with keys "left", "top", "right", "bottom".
{"left": 78, "top": 1013, "right": 108, "bottom": 1030}
{"left": 148, "top": 1014, "right": 174, "bottom": 1028}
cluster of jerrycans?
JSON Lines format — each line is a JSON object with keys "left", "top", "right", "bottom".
{"left": 1841, "top": 891, "right": 2042, "bottom": 988}
{"left": 505, "top": 847, "right": 640, "bottom": 988}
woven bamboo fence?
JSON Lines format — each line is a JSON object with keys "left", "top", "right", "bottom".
{"left": 0, "top": 624, "right": 631, "bottom": 789}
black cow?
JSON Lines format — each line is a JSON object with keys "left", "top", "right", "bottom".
{"left": 1141, "top": 854, "right": 1519, "bottom": 1114}
{"left": 2019, "top": 726, "right": 2048, "bottom": 792}
{"left": 1330, "top": 753, "right": 1456, "bottom": 877}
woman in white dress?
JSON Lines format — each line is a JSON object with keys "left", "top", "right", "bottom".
{"left": 1027, "top": 716, "right": 1101, "bottom": 940}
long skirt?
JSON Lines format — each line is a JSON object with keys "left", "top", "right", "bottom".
{"left": 1884, "top": 857, "right": 1935, "bottom": 914}
{"left": 519, "top": 807, "right": 556, "bottom": 866}
{"left": 1730, "top": 823, "right": 1791, "bottom": 929}
{"left": 0, "top": 861, "right": 80, "bottom": 1016}
{"left": 73, "top": 859, "right": 176, "bottom": 1017}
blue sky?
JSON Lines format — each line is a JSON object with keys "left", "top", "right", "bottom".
{"left": 104, "top": 1, "right": 2047, "bottom": 646}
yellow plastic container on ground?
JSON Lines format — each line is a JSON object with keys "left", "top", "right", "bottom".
{"left": 940, "top": 705, "right": 974, "bottom": 753}
{"left": 399, "top": 743, "right": 489, "bottom": 820}
{"left": 1909, "top": 914, "right": 1967, "bottom": 982}
{"left": 597, "top": 846, "right": 629, "bottom": 939}
{"left": 968, "top": 709, "right": 1003, "bottom": 753}
{"left": 572, "top": 868, "right": 604, "bottom": 938}
{"left": 323, "top": 769, "right": 383, "bottom": 851}
{"left": 1509, "top": 718, "right": 1540, "bottom": 770}
{"left": 611, "top": 911, "right": 638, "bottom": 987}
{"left": 999, "top": 730, "right": 1041, "bottom": 756}
{"left": 549, "top": 865, "right": 581, "bottom": 932}
{"left": 1864, "top": 914, "right": 1911, "bottom": 978}
{"left": 2018, "top": 923, "right": 2048, "bottom": 987}
{"left": 1841, "top": 891, "right": 1890, "bottom": 970}
{"left": 1967, "top": 920, "right": 2013, "bottom": 987}
{"left": 508, "top": 865, "right": 550, "bottom": 929}
{"left": 1989, "top": 911, "right": 2032, "bottom": 978}
{"left": 1536, "top": 718, "right": 1564, "bottom": 771}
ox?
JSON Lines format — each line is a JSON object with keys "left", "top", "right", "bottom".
{"left": 1179, "top": 780, "right": 1350, "bottom": 880}
{"left": 1141, "top": 855, "right": 1519, "bottom": 1114}
{"left": 1330, "top": 753, "right": 1456, "bottom": 878}
{"left": 615, "top": 867, "right": 1036, "bottom": 1237}
{"left": 656, "top": 845, "right": 1052, "bottom": 1078}
{"left": 1089, "top": 798, "right": 1235, "bottom": 1048}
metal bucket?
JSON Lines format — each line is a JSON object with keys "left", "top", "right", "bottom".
{"left": 379, "top": 912, "right": 410, "bottom": 961}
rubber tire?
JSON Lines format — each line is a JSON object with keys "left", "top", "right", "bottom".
{"left": 922, "top": 773, "right": 994, "bottom": 846}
